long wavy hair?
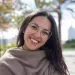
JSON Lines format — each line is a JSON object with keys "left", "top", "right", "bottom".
{"left": 17, "top": 10, "right": 69, "bottom": 75}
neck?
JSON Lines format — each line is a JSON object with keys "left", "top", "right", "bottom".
{"left": 22, "top": 45, "right": 40, "bottom": 51}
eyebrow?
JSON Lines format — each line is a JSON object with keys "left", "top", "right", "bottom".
{"left": 31, "top": 23, "right": 50, "bottom": 32}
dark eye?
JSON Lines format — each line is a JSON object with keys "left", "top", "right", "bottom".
{"left": 31, "top": 25, "right": 37, "bottom": 30}
{"left": 42, "top": 31, "right": 49, "bottom": 36}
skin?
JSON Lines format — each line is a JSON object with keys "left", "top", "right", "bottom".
{"left": 23, "top": 16, "right": 51, "bottom": 51}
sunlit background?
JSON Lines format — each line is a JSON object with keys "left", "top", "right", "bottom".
{"left": 0, "top": 0, "right": 75, "bottom": 50}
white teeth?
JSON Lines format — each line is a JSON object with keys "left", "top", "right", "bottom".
{"left": 31, "top": 38, "right": 38, "bottom": 43}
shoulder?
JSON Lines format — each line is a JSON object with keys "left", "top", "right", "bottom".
{"left": 0, "top": 47, "right": 21, "bottom": 59}
{"left": 0, "top": 47, "right": 23, "bottom": 66}
{"left": 0, "top": 47, "right": 24, "bottom": 75}
{"left": 0, "top": 61, "right": 14, "bottom": 75}
{"left": 0, "top": 58, "right": 24, "bottom": 75}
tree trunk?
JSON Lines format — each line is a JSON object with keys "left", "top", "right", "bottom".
{"left": 58, "top": 5, "right": 62, "bottom": 42}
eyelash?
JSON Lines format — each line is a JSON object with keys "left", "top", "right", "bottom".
{"left": 42, "top": 31, "right": 49, "bottom": 35}
{"left": 31, "top": 25, "right": 37, "bottom": 30}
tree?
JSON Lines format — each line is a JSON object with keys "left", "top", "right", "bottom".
{"left": 0, "top": 0, "right": 13, "bottom": 55}
{"left": 55, "top": 0, "right": 65, "bottom": 42}
{"left": 0, "top": 0, "right": 12, "bottom": 13}
{"left": 11, "top": 0, "right": 30, "bottom": 28}
{"left": 12, "top": 15, "right": 25, "bottom": 29}
{"left": 0, "top": 0, "right": 13, "bottom": 29}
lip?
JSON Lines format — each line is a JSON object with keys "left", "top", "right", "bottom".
{"left": 31, "top": 38, "right": 38, "bottom": 44}
{"left": 29, "top": 36, "right": 40, "bottom": 45}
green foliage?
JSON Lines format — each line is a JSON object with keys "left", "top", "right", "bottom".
{"left": 35, "top": 0, "right": 65, "bottom": 9}
{"left": 0, "top": 43, "right": 16, "bottom": 56}
{"left": 63, "top": 39, "right": 75, "bottom": 48}
{"left": 0, "top": 0, "right": 13, "bottom": 29}
{"left": 0, "top": 0, "right": 13, "bottom": 13}
{"left": 35, "top": 0, "right": 54, "bottom": 8}
{"left": 0, "top": 4, "right": 12, "bottom": 13}
{"left": 12, "top": 15, "right": 25, "bottom": 28}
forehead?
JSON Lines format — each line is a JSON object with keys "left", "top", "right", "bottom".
{"left": 30, "top": 16, "right": 51, "bottom": 29}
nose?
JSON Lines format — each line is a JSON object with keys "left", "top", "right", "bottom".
{"left": 34, "top": 30, "right": 42, "bottom": 38}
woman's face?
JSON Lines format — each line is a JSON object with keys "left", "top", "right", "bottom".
{"left": 23, "top": 16, "right": 51, "bottom": 51}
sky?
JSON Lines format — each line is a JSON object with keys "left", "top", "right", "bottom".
{"left": 61, "top": 9, "right": 75, "bottom": 41}
{"left": 0, "top": 28, "right": 18, "bottom": 39}
{"left": 21, "top": 0, "right": 36, "bottom": 10}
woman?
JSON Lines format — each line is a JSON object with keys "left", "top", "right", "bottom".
{"left": 0, "top": 10, "right": 69, "bottom": 75}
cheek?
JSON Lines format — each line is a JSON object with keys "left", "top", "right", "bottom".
{"left": 24, "top": 30, "right": 29, "bottom": 41}
{"left": 24, "top": 27, "right": 31, "bottom": 36}
{"left": 42, "top": 37, "right": 48, "bottom": 44}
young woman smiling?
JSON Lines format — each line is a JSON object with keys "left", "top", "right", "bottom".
{"left": 0, "top": 10, "right": 69, "bottom": 75}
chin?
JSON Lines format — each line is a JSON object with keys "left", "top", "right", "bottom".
{"left": 28, "top": 47, "right": 40, "bottom": 51}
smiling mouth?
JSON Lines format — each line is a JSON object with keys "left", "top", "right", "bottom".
{"left": 29, "top": 37, "right": 41, "bottom": 45}
{"left": 31, "top": 38, "right": 38, "bottom": 43}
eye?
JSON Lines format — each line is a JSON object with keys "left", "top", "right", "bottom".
{"left": 31, "top": 25, "right": 37, "bottom": 30}
{"left": 42, "top": 31, "right": 49, "bottom": 36}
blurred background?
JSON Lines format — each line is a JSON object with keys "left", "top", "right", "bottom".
{"left": 0, "top": 0, "right": 75, "bottom": 74}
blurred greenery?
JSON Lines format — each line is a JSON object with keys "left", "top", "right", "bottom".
{"left": 0, "top": 0, "right": 12, "bottom": 13}
{"left": 63, "top": 39, "right": 75, "bottom": 49}
{"left": 0, "top": 0, "right": 13, "bottom": 29}
{"left": 0, "top": 43, "right": 16, "bottom": 56}
{"left": 12, "top": 15, "right": 25, "bottom": 28}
